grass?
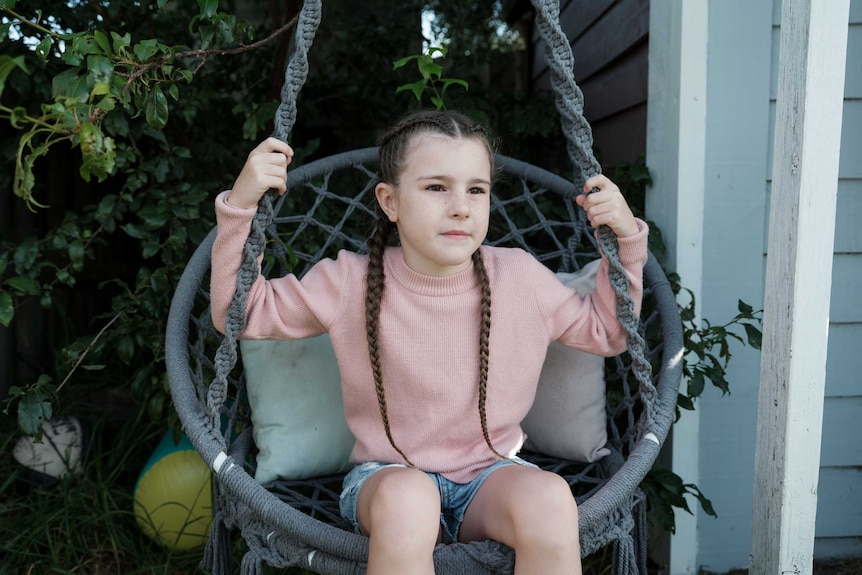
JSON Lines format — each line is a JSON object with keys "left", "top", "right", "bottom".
{"left": 0, "top": 410, "right": 210, "bottom": 575}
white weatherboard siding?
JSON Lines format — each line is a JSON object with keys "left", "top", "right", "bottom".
{"left": 649, "top": 0, "right": 861, "bottom": 572}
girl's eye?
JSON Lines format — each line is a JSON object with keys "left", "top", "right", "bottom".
{"left": 427, "top": 184, "right": 445, "bottom": 192}
{"left": 469, "top": 187, "right": 488, "bottom": 195}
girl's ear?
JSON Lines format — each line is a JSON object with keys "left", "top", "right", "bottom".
{"left": 375, "top": 183, "right": 398, "bottom": 223}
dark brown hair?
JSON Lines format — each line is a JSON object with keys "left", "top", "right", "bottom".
{"left": 365, "top": 110, "right": 504, "bottom": 465}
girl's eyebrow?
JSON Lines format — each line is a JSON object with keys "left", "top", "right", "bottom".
{"left": 415, "top": 174, "right": 492, "bottom": 186}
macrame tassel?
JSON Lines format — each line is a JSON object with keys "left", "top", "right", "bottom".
{"left": 203, "top": 512, "right": 232, "bottom": 575}
{"left": 240, "top": 550, "right": 265, "bottom": 575}
{"left": 633, "top": 490, "right": 649, "bottom": 575}
{"left": 612, "top": 531, "right": 638, "bottom": 575}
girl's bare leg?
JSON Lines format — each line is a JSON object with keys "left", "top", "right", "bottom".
{"left": 459, "top": 465, "right": 582, "bottom": 575}
{"left": 356, "top": 467, "right": 442, "bottom": 575}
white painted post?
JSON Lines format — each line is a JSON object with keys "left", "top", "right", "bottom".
{"left": 646, "top": 1, "right": 708, "bottom": 573}
{"left": 750, "top": 1, "right": 849, "bottom": 574}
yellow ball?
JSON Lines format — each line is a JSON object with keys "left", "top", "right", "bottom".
{"left": 134, "top": 438, "right": 213, "bottom": 551}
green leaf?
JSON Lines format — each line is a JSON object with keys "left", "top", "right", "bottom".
{"left": 9, "top": 106, "right": 27, "bottom": 128}
{"left": 198, "top": 25, "right": 214, "bottom": 50}
{"left": 677, "top": 393, "right": 695, "bottom": 411}
{"left": 133, "top": 39, "right": 160, "bottom": 62}
{"left": 687, "top": 370, "right": 705, "bottom": 398}
{"left": 145, "top": 85, "right": 169, "bottom": 130}
{"left": 395, "top": 79, "right": 426, "bottom": 103}
{"left": 0, "top": 55, "right": 29, "bottom": 97}
{"left": 392, "top": 54, "right": 417, "bottom": 69}
{"left": 197, "top": 0, "right": 218, "bottom": 18}
{"left": 87, "top": 54, "right": 113, "bottom": 84}
{"left": 93, "top": 30, "right": 112, "bottom": 55}
{"left": 120, "top": 223, "right": 146, "bottom": 239}
{"left": 4, "top": 276, "right": 40, "bottom": 295}
{"left": 81, "top": 364, "right": 106, "bottom": 371}
{"left": 0, "top": 0, "right": 18, "bottom": 10}
{"left": 0, "top": 290, "right": 13, "bottom": 327}
{"left": 78, "top": 123, "right": 116, "bottom": 182}
{"left": 147, "top": 391, "right": 165, "bottom": 422}
{"left": 91, "top": 81, "right": 111, "bottom": 96}
{"left": 68, "top": 239, "right": 85, "bottom": 269}
{"left": 441, "top": 77, "right": 469, "bottom": 93}
{"left": 416, "top": 57, "right": 443, "bottom": 80}
{"left": 13, "top": 237, "right": 38, "bottom": 273}
{"left": 686, "top": 483, "right": 717, "bottom": 517}
{"left": 117, "top": 335, "right": 135, "bottom": 364}
{"left": 18, "top": 389, "right": 53, "bottom": 438}
{"left": 52, "top": 68, "right": 88, "bottom": 101}
{"left": 35, "top": 37, "right": 53, "bottom": 62}
{"left": 744, "top": 323, "right": 762, "bottom": 350}
{"left": 111, "top": 32, "right": 132, "bottom": 54}
{"left": 738, "top": 299, "right": 753, "bottom": 315}
{"left": 0, "top": 22, "right": 11, "bottom": 42}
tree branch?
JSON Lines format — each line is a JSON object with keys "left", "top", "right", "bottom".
{"left": 122, "top": 12, "right": 300, "bottom": 93}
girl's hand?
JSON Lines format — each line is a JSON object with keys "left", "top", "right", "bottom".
{"left": 575, "top": 174, "right": 639, "bottom": 238}
{"left": 229, "top": 137, "right": 294, "bottom": 209}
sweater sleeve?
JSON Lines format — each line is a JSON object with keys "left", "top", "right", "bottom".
{"left": 210, "top": 190, "right": 352, "bottom": 339}
{"left": 534, "top": 218, "right": 649, "bottom": 356}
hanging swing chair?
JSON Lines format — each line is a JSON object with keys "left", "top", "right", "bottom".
{"left": 166, "top": 0, "right": 683, "bottom": 573}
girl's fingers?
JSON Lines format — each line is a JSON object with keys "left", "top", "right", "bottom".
{"left": 254, "top": 136, "right": 295, "bottom": 159}
{"left": 575, "top": 177, "right": 639, "bottom": 237}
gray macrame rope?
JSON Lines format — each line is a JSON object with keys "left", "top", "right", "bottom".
{"left": 207, "top": 0, "right": 321, "bottom": 424}
{"left": 272, "top": 0, "right": 322, "bottom": 144}
{"left": 529, "top": 0, "right": 656, "bottom": 433}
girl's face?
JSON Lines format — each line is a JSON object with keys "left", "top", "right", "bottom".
{"left": 375, "top": 133, "right": 492, "bottom": 277}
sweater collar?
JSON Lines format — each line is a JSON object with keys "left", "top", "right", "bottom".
{"left": 384, "top": 247, "right": 480, "bottom": 296}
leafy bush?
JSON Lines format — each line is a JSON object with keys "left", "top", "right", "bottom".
{"left": 0, "top": 0, "right": 299, "bottom": 433}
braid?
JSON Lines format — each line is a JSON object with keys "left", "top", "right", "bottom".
{"left": 472, "top": 249, "right": 506, "bottom": 460}
{"left": 365, "top": 214, "right": 414, "bottom": 466}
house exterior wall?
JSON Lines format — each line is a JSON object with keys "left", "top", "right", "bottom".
{"left": 646, "top": 0, "right": 861, "bottom": 572}
{"left": 529, "top": 0, "right": 650, "bottom": 170}
{"left": 680, "top": 2, "right": 773, "bottom": 571}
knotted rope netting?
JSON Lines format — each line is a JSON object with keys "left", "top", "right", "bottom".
{"left": 165, "top": 0, "right": 683, "bottom": 573}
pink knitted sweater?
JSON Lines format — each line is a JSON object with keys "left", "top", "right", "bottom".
{"left": 211, "top": 191, "right": 649, "bottom": 482}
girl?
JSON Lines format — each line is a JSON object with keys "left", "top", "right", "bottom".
{"left": 211, "top": 110, "right": 648, "bottom": 575}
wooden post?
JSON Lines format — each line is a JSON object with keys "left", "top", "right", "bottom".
{"left": 750, "top": 1, "right": 849, "bottom": 574}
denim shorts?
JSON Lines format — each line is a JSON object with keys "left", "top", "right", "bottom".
{"left": 339, "top": 456, "right": 538, "bottom": 544}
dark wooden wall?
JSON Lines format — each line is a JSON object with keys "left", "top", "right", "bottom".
{"left": 524, "top": 0, "right": 649, "bottom": 170}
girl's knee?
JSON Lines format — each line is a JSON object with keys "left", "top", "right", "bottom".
{"left": 361, "top": 468, "right": 440, "bottom": 537}
{"left": 514, "top": 472, "right": 579, "bottom": 544}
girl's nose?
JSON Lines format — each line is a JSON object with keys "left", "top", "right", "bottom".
{"left": 449, "top": 190, "right": 470, "bottom": 218}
